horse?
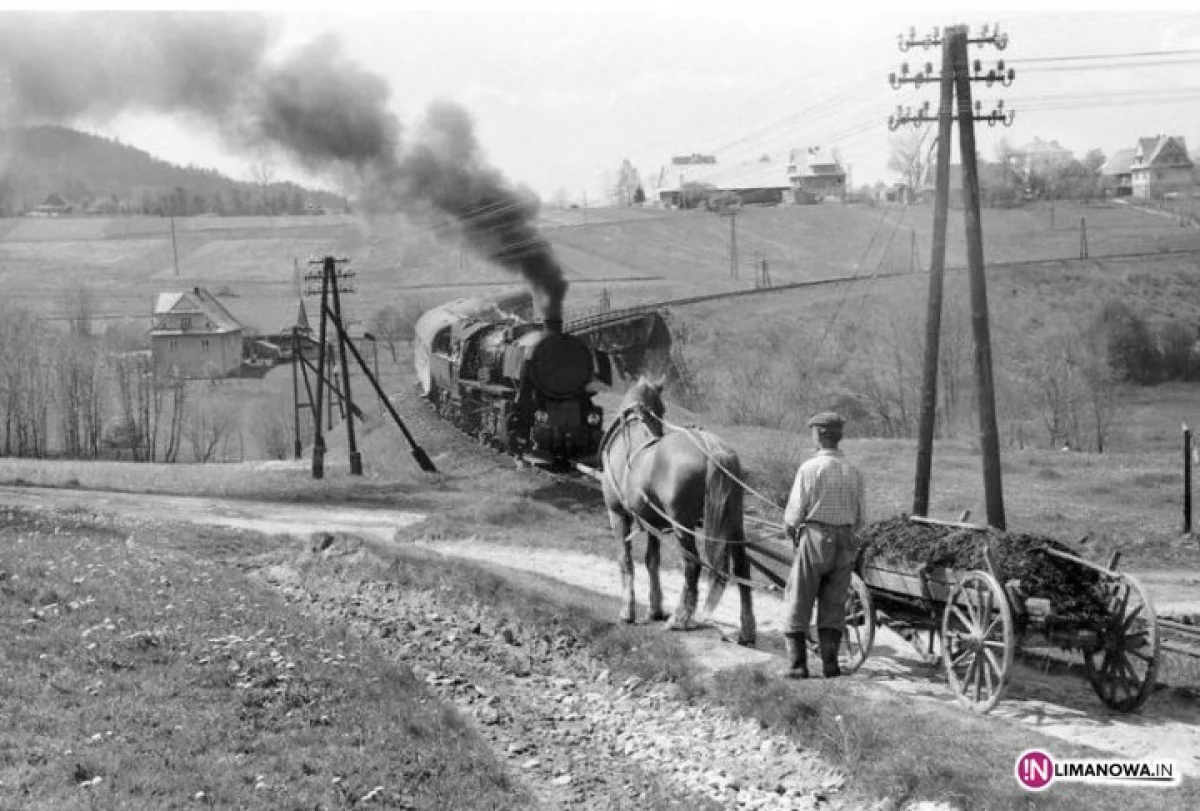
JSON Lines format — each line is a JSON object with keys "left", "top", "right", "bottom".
{"left": 599, "top": 377, "right": 756, "bottom": 646}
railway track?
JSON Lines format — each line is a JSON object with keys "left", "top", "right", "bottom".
{"left": 1161, "top": 617, "right": 1200, "bottom": 658}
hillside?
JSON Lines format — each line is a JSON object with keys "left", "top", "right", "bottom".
{"left": 0, "top": 125, "right": 344, "bottom": 217}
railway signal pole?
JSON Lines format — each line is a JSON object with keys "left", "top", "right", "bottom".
{"left": 892, "top": 23, "right": 1014, "bottom": 529}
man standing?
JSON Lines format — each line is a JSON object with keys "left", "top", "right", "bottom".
{"left": 781, "top": 412, "right": 866, "bottom": 679}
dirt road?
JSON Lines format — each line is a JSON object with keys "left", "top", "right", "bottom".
{"left": 3, "top": 483, "right": 1198, "bottom": 780}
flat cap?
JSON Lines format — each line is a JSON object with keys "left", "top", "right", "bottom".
{"left": 807, "top": 411, "right": 845, "bottom": 429}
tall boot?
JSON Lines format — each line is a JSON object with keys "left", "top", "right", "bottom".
{"left": 818, "top": 628, "right": 843, "bottom": 678}
{"left": 782, "top": 633, "right": 808, "bottom": 679}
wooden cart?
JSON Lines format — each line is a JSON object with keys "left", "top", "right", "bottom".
{"left": 846, "top": 517, "right": 1161, "bottom": 713}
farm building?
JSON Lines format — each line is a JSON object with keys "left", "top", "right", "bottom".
{"left": 1008, "top": 137, "right": 1075, "bottom": 180}
{"left": 655, "top": 154, "right": 792, "bottom": 208}
{"left": 149, "top": 287, "right": 244, "bottom": 379}
{"left": 1129, "top": 135, "right": 1193, "bottom": 199}
{"left": 788, "top": 147, "right": 847, "bottom": 201}
{"left": 28, "top": 193, "right": 72, "bottom": 217}
{"left": 1101, "top": 149, "right": 1135, "bottom": 197}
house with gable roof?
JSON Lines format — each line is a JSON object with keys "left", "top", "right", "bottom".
{"left": 788, "top": 146, "right": 847, "bottom": 201}
{"left": 149, "top": 287, "right": 244, "bottom": 379}
{"left": 1130, "top": 135, "right": 1193, "bottom": 199}
{"left": 655, "top": 154, "right": 792, "bottom": 208}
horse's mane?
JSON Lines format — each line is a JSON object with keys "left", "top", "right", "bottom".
{"left": 622, "top": 377, "right": 666, "bottom": 418}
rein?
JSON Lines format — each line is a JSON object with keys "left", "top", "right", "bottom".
{"left": 598, "top": 397, "right": 781, "bottom": 593}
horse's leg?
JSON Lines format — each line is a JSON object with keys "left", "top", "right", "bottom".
{"left": 667, "top": 528, "right": 702, "bottom": 631}
{"left": 610, "top": 508, "right": 637, "bottom": 624}
{"left": 731, "top": 541, "right": 757, "bottom": 647}
{"left": 645, "top": 529, "right": 668, "bottom": 622}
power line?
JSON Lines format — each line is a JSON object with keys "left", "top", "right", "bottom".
{"left": 1013, "top": 47, "right": 1200, "bottom": 64}
{"left": 1021, "top": 57, "right": 1200, "bottom": 74}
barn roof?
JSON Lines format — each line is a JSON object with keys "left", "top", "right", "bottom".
{"left": 1101, "top": 148, "right": 1135, "bottom": 176}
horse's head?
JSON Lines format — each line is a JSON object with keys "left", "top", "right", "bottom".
{"left": 623, "top": 375, "right": 667, "bottom": 421}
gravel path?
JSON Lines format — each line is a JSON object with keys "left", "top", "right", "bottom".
{"left": 258, "top": 557, "right": 853, "bottom": 811}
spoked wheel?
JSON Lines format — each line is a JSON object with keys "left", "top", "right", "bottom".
{"left": 942, "top": 570, "right": 1015, "bottom": 713}
{"left": 807, "top": 574, "right": 875, "bottom": 674}
{"left": 1084, "top": 573, "right": 1159, "bottom": 712}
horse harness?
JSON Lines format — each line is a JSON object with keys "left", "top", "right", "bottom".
{"left": 599, "top": 403, "right": 778, "bottom": 594}
{"left": 600, "top": 403, "right": 663, "bottom": 498}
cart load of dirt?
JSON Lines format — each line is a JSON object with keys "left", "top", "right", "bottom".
{"left": 857, "top": 516, "right": 1109, "bottom": 624}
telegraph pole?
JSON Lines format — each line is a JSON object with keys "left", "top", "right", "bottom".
{"left": 170, "top": 217, "right": 180, "bottom": 276}
{"left": 307, "top": 256, "right": 362, "bottom": 476}
{"left": 723, "top": 208, "right": 740, "bottom": 279}
{"left": 952, "top": 26, "right": 1006, "bottom": 529}
{"left": 326, "top": 257, "right": 362, "bottom": 475}
{"left": 890, "top": 22, "right": 1015, "bottom": 527}
{"left": 291, "top": 325, "right": 303, "bottom": 459}
{"left": 301, "top": 254, "right": 438, "bottom": 476}
{"left": 311, "top": 263, "right": 329, "bottom": 479}
{"left": 902, "top": 26, "right": 955, "bottom": 518}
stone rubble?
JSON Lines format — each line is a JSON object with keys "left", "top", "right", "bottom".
{"left": 263, "top": 563, "right": 865, "bottom": 811}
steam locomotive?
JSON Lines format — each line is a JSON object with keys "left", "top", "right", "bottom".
{"left": 414, "top": 292, "right": 610, "bottom": 464}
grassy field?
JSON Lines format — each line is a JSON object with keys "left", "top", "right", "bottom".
{"left": 0, "top": 506, "right": 526, "bottom": 810}
{"left": 3, "top": 199, "right": 1198, "bottom": 323}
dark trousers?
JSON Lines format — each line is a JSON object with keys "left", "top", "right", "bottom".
{"left": 783, "top": 523, "right": 858, "bottom": 636}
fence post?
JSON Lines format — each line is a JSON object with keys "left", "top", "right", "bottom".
{"left": 1185, "top": 424, "right": 1193, "bottom": 535}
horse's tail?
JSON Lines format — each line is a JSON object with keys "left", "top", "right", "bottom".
{"left": 700, "top": 436, "right": 745, "bottom": 618}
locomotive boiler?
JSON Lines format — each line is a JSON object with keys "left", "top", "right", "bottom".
{"left": 414, "top": 293, "right": 609, "bottom": 463}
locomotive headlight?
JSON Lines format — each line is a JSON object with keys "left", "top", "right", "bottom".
{"left": 586, "top": 411, "right": 602, "bottom": 426}
{"left": 535, "top": 410, "right": 550, "bottom": 424}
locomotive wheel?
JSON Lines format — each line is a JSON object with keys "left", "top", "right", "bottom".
{"left": 1084, "top": 573, "right": 1159, "bottom": 712}
{"left": 942, "top": 570, "right": 1014, "bottom": 714}
{"left": 807, "top": 573, "right": 875, "bottom": 674}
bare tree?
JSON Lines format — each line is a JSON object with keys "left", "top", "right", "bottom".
{"left": 611, "top": 159, "right": 642, "bottom": 207}
{"left": 369, "top": 299, "right": 425, "bottom": 363}
{"left": 887, "top": 126, "right": 936, "bottom": 196}
{"left": 253, "top": 153, "right": 278, "bottom": 216}
{"left": 184, "top": 403, "right": 236, "bottom": 462}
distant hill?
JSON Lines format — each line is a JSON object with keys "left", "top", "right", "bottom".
{"left": 0, "top": 125, "right": 345, "bottom": 218}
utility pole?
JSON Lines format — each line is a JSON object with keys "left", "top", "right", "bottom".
{"left": 952, "top": 25, "right": 1006, "bottom": 529}
{"left": 170, "top": 217, "right": 180, "bottom": 276}
{"left": 723, "top": 209, "right": 740, "bottom": 279}
{"left": 311, "top": 261, "right": 329, "bottom": 479}
{"left": 307, "top": 256, "right": 361, "bottom": 475}
{"left": 891, "top": 22, "right": 1014, "bottom": 527}
{"left": 291, "top": 325, "right": 303, "bottom": 460}
{"left": 1184, "top": 423, "right": 1193, "bottom": 535}
{"left": 326, "top": 256, "right": 362, "bottom": 475}
{"left": 301, "top": 254, "right": 438, "bottom": 476}
{"left": 902, "top": 26, "right": 955, "bottom": 518}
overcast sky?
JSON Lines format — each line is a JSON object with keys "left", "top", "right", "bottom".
{"left": 65, "top": 2, "right": 1200, "bottom": 203}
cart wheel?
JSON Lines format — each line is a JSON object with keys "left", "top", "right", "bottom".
{"left": 1084, "top": 573, "right": 1159, "bottom": 712}
{"left": 942, "top": 570, "right": 1014, "bottom": 713}
{"left": 807, "top": 574, "right": 875, "bottom": 673}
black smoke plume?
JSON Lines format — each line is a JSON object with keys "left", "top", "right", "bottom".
{"left": 0, "top": 12, "right": 568, "bottom": 320}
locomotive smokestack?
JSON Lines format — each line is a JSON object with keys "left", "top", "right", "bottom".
{"left": 544, "top": 317, "right": 563, "bottom": 334}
